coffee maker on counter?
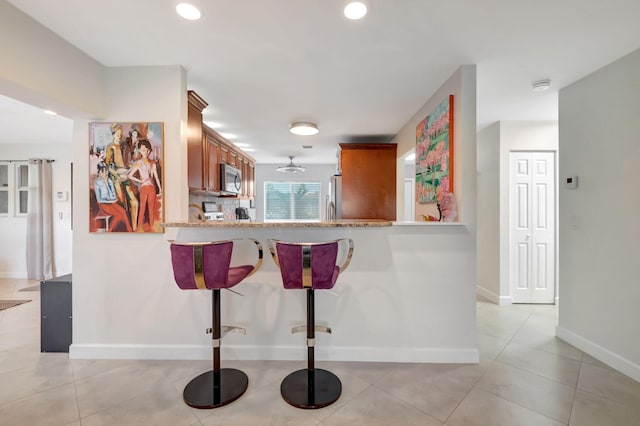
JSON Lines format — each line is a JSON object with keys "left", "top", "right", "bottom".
{"left": 235, "top": 207, "right": 251, "bottom": 222}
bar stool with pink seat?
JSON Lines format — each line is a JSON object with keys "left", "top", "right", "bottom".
{"left": 169, "top": 238, "right": 263, "bottom": 409}
{"left": 268, "top": 238, "right": 354, "bottom": 409}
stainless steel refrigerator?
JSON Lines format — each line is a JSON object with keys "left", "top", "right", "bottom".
{"left": 326, "top": 175, "right": 342, "bottom": 221}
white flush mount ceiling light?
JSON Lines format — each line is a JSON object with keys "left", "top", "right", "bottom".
{"left": 276, "top": 156, "right": 306, "bottom": 173}
{"left": 344, "top": 2, "right": 368, "bottom": 20}
{"left": 289, "top": 121, "right": 319, "bottom": 136}
{"left": 176, "top": 3, "right": 201, "bottom": 20}
{"left": 532, "top": 79, "right": 551, "bottom": 92}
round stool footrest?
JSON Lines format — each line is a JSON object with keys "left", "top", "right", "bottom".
{"left": 280, "top": 368, "right": 342, "bottom": 409}
{"left": 183, "top": 368, "right": 248, "bottom": 409}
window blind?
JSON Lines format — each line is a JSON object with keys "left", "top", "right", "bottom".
{"left": 264, "top": 181, "right": 321, "bottom": 222}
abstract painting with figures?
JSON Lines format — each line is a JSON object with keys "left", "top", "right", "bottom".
{"left": 89, "top": 122, "right": 164, "bottom": 233}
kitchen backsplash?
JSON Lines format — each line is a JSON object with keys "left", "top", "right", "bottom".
{"left": 189, "top": 194, "right": 255, "bottom": 221}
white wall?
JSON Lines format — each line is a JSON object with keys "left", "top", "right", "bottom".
{"left": 557, "top": 48, "right": 640, "bottom": 381}
{"left": 0, "top": 1, "right": 104, "bottom": 118}
{"left": 476, "top": 123, "right": 500, "bottom": 301}
{"left": 393, "top": 66, "right": 477, "bottom": 231}
{"left": 254, "top": 163, "right": 336, "bottom": 222}
{"left": 0, "top": 143, "right": 73, "bottom": 277}
{"left": 0, "top": 2, "right": 101, "bottom": 280}
{"left": 476, "top": 121, "right": 558, "bottom": 304}
{"left": 72, "top": 66, "right": 187, "bottom": 349}
{"left": 141, "top": 223, "right": 478, "bottom": 364}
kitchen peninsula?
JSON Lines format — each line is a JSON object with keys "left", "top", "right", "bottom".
{"left": 162, "top": 220, "right": 393, "bottom": 228}
{"left": 162, "top": 220, "right": 478, "bottom": 364}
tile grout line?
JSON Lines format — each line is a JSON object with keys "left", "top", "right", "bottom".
{"left": 70, "top": 359, "right": 83, "bottom": 425}
{"left": 566, "top": 357, "right": 584, "bottom": 426}
{"left": 449, "top": 308, "right": 573, "bottom": 424}
{"left": 489, "top": 307, "right": 585, "bottom": 388}
{"left": 572, "top": 367, "right": 640, "bottom": 409}
{"left": 440, "top": 302, "right": 534, "bottom": 425}
{"left": 492, "top": 309, "right": 533, "bottom": 360}
{"left": 441, "top": 357, "right": 498, "bottom": 425}
{"left": 373, "top": 384, "right": 444, "bottom": 425}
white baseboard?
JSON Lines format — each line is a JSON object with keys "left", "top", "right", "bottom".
{"left": 70, "top": 344, "right": 479, "bottom": 364}
{"left": 477, "top": 285, "right": 511, "bottom": 305}
{"left": 556, "top": 326, "right": 640, "bottom": 383}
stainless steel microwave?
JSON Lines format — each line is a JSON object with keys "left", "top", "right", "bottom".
{"left": 220, "top": 163, "right": 242, "bottom": 194}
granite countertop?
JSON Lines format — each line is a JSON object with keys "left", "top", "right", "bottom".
{"left": 161, "top": 220, "right": 393, "bottom": 228}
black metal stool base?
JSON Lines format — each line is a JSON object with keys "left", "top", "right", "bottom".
{"left": 280, "top": 368, "right": 342, "bottom": 409}
{"left": 183, "top": 368, "right": 248, "bottom": 409}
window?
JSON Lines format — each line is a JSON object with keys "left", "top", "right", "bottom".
{"left": 264, "top": 181, "right": 321, "bottom": 222}
{"left": 16, "top": 163, "right": 29, "bottom": 215}
{"left": 0, "top": 163, "right": 8, "bottom": 215}
{"left": 0, "top": 162, "right": 29, "bottom": 216}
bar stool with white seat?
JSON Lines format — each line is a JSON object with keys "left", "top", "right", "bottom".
{"left": 267, "top": 238, "right": 354, "bottom": 409}
{"left": 169, "top": 238, "right": 263, "bottom": 409}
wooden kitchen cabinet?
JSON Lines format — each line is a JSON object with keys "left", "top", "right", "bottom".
{"left": 339, "top": 143, "right": 397, "bottom": 220}
{"left": 187, "top": 91, "right": 208, "bottom": 192}
{"left": 248, "top": 163, "right": 255, "bottom": 198}
{"left": 188, "top": 90, "right": 256, "bottom": 198}
{"left": 229, "top": 151, "right": 239, "bottom": 169}
{"left": 241, "top": 159, "right": 249, "bottom": 197}
{"left": 219, "top": 144, "right": 229, "bottom": 164}
{"left": 205, "top": 133, "right": 220, "bottom": 191}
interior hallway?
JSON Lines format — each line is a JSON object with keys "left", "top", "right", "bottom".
{"left": 1, "top": 278, "right": 639, "bottom": 426}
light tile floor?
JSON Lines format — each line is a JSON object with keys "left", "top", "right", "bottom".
{"left": 1, "top": 278, "right": 639, "bottom": 425}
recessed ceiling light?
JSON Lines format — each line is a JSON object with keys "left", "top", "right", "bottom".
{"left": 289, "top": 122, "right": 319, "bottom": 136}
{"left": 220, "top": 133, "right": 236, "bottom": 139}
{"left": 176, "top": 3, "right": 201, "bottom": 20}
{"left": 532, "top": 79, "right": 551, "bottom": 92}
{"left": 43, "top": 110, "right": 57, "bottom": 115}
{"left": 203, "top": 121, "right": 222, "bottom": 129}
{"left": 344, "top": 2, "right": 367, "bottom": 20}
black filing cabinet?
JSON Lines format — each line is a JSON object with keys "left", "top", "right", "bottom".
{"left": 41, "top": 274, "right": 72, "bottom": 352}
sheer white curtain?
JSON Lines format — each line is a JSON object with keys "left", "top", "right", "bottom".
{"left": 26, "top": 159, "right": 54, "bottom": 280}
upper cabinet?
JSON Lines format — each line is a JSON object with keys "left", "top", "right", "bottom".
{"left": 340, "top": 143, "right": 397, "bottom": 220}
{"left": 187, "top": 91, "right": 207, "bottom": 192}
{"left": 187, "top": 90, "right": 255, "bottom": 197}
{"left": 204, "top": 132, "right": 220, "bottom": 191}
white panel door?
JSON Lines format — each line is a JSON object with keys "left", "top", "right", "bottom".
{"left": 510, "top": 152, "right": 555, "bottom": 303}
